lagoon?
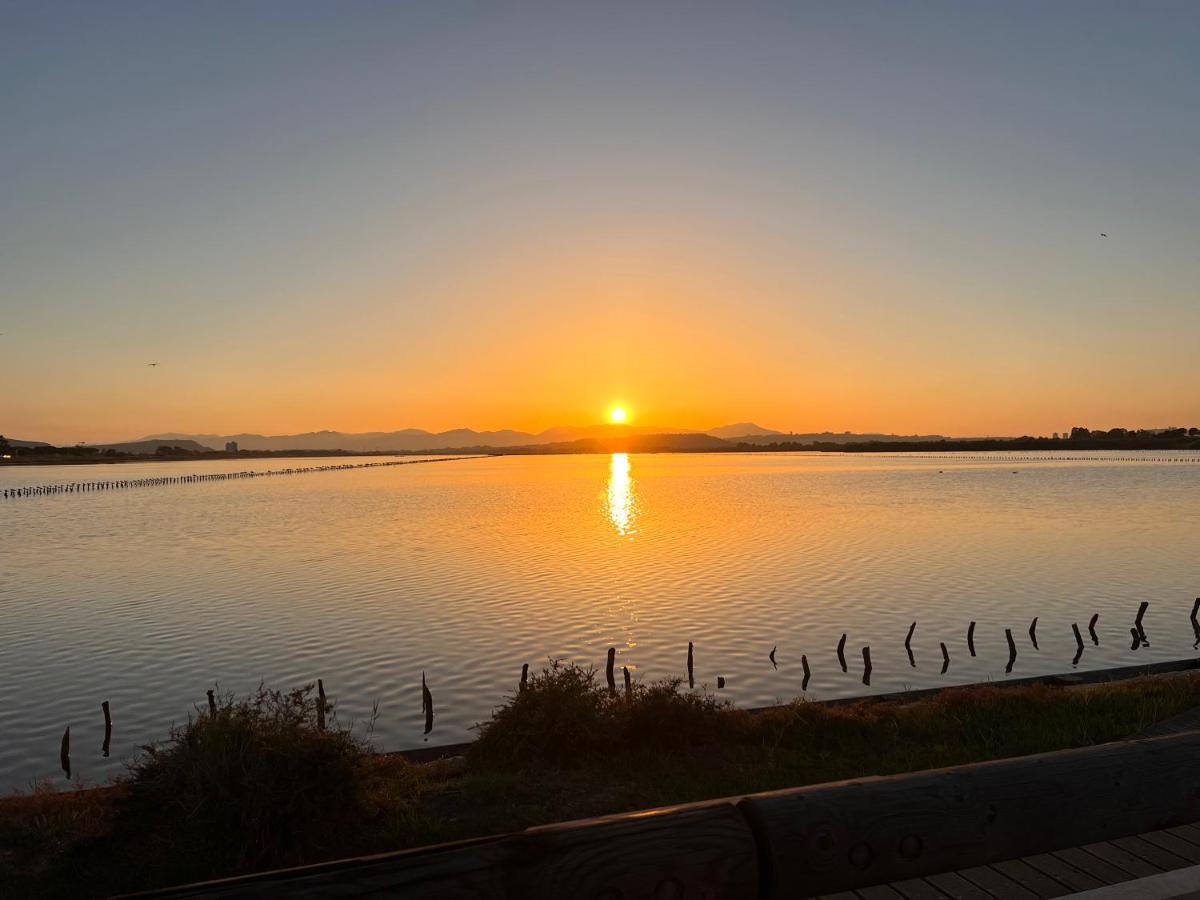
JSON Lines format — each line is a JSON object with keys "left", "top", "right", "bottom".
{"left": 2, "top": 451, "right": 1198, "bottom": 790}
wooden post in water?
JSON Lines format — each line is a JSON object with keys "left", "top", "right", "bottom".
{"left": 317, "top": 679, "right": 327, "bottom": 732}
{"left": 60, "top": 727, "right": 70, "bottom": 779}
{"left": 1089, "top": 613, "right": 1100, "bottom": 645}
{"left": 606, "top": 648, "right": 617, "bottom": 695}
{"left": 1005, "top": 628, "right": 1017, "bottom": 674}
{"left": 421, "top": 672, "right": 434, "bottom": 736}
{"left": 1130, "top": 627, "right": 1142, "bottom": 651}
{"left": 101, "top": 701, "right": 112, "bottom": 757}
{"left": 837, "top": 633, "right": 848, "bottom": 672}
{"left": 769, "top": 645, "right": 777, "bottom": 669}
{"left": 905, "top": 621, "right": 917, "bottom": 668}
{"left": 623, "top": 665, "right": 632, "bottom": 703}
{"left": 687, "top": 641, "right": 694, "bottom": 689}
{"left": 1029, "top": 616, "right": 1039, "bottom": 650}
{"left": 861, "top": 646, "right": 872, "bottom": 686}
{"left": 940, "top": 642, "right": 950, "bottom": 674}
{"left": 801, "top": 654, "right": 811, "bottom": 692}
{"left": 717, "top": 676, "right": 726, "bottom": 689}
{"left": 967, "top": 621, "right": 976, "bottom": 657}
{"left": 206, "top": 689, "right": 216, "bottom": 717}
{"left": 1136, "top": 601, "right": 1149, "bottom": 630}
{"left": 1072, "top": 623, "right": 1085, "bottom": 666}
{"left": 520, "top": 663, "right": 529, "bottom": 693}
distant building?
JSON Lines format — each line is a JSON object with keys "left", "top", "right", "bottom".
{"left": 225, "top": 441, "right": 239, "bottom": 453}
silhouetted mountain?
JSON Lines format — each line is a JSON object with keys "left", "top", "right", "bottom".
{"left": 1, "top": 437, "right": 52, "bottom": 448}
{"left": 142, "top": 424, "right": 698, "bottom": 452}
{"left": 732, "top": 430, "right": 948, "bottom": 445}
{"left": 707, "top": 422, "right": 781, "bottom": 439}
{"left": 91, "top": 439, "right": 217, "bottom": 454}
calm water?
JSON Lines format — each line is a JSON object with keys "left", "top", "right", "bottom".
{"left": 2, "top": 451, "right": 1199, "bottom": 790}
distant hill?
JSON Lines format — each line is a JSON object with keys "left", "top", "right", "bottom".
{"left": 130, "top": 425, "right": 958, "bottom": 453}
{"left": 91, "top": 438, "right": 216, "bottom": 454}
{"left": 141, "top": 424, "right": 698, "bottom": 453}
{"left": 707, "top": 422, "right": 781, "bottom": 440}
{"left": 1, "top": 437, "right": 52, "bottom": 448}
{"left": 731, "top": 431, "right": 949, "bottom": 446}
{"left": 496, "top": 433, "right": 732, "bottom": 454}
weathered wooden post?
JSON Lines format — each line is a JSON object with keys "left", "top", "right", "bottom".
{"left": 317, "top": 679, "right": 327, "bottom": 732}
{"left": 687, "top": 641, "right": 695, "bottom": 689}
{"left": 837, "top": 633, "right": 848, "bottom": 672}
{"left": 769, "top": 645, "right": 777, "bottom": 669}
{"left": 940, "top": 642, "right": 950, "bottom": 673}
{"left": 1136, "top": 601, "right": 1149, "bottom": 630}
{"left": 606, "top": 648, "right": 617, "bottom": 695}
{"left": 623, "top": 665, "right": 632, "bottom": 703}
{"left": 1089, "top": 613, "right": 1100, "bottom": 645}
{"left": 206, "top": 689, "right": 216, "bottom": 717}
{"left": 801, "top": 654, "right": 811, "bottom": 691}
{"left": 101, "top": 701, "right": 112, "bottom": 757}
{"left": 60, "top": 727, "right": 70, "bottom": 779}
{"left": 1028, "top": 616, "right": 1039, "bottom": 650}
{"left": 520, "top": 663, "right": 529, "bottom": 693}
{"left": 967, "top": 620, "right": 976, "bottom": 657}
{"left": 1130, "top": 627, "right": 1142, "bottom": 651}
{"left": 861, "top": 646, "right": 872, "bottom": 686}
{"left": 1005, "top": 628, "right": 1017, "bottom": 673}
{"left": 1072, "top": 623, "right": 1085, "bottom": 665}
{"left": 717, "top": 676, "right": 726, "bottom": 689}
{"left": 422, "top": 672, "right": 433, "bottom": 736}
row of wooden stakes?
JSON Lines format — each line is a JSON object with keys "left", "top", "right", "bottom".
{"left": 55, "top": 599, "right": 1199, "bottom": 776}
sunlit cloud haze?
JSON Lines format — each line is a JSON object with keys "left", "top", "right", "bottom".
{"left": 3, "top": 1, "right": 1199, "bottom": 444}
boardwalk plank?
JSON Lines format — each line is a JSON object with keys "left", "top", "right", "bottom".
{"left": 1020, "top": 853, "right": 1106, "bottom": 891}
{"left": 989, "top": 859, "right": 1071, "bottom": 897}
{"left": 923, "top": 871, "right": 994, "bottom": 900}
{"left": 1078, "top": 841, "right": 1164, "bottom": 878}
{"left": 1051, "top": 847, "right": 1138, "bottom": 884}
{"left": 1141, "top": 829, "right": 1200, "bottom": 863}
{"left": 856, "top": 886, "right": 907, "bottom": 899}
{"left": 1110, "top": 834, "right": 1193, "bottom": 870}
{"left": 889, "top": 877, "right": 951, "bottom": 899}
{"left": 1165, "top": 824, "right": 1200, "bottom": 848}
{"left": 955, "top": 865, "right": 1038, "bottom": 899}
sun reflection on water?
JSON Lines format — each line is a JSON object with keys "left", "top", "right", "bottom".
{"left": 607, "top": 452, "right": 638, "bottom": 537}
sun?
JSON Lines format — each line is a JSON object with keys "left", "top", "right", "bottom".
{"left": 609, "top": 405, "right": 628, "bottom": 424}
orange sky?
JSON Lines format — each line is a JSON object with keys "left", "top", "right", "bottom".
{"left": 4, "top": 5, "right": 1199, "bottom": 444}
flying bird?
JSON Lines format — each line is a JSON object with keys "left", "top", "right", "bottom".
{"left": 1100, "top": 233, "right": 1107, "bottom": 238}
{"left": 147, "top": 362, "right": 159, "bottom": 367}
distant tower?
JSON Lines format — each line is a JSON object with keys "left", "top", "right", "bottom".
{"left": 225, "top": 441, "right": 239, "bottom": 453}
{"left": 1052, "top": 432, "right": 1060, "bottom": 440}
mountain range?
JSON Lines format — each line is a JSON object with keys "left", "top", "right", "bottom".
{"left": 131, "top": 425, "right": 947, "bottom": 453}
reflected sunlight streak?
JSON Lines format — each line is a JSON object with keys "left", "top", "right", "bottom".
{"left": 607, "top": 453, "right": 638, "bottom": 537}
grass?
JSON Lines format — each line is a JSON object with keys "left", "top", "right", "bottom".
{"left": 4, "top": 666, "right": 1200, "bottom": 897}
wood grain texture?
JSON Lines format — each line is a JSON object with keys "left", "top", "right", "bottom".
{"left": 143, "top": 802, "right": 758, "bottom": 899}
{"left": 741, "top": 732, "right": 1200, "bottom": 897}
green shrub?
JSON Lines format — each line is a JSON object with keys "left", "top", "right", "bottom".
{"left": 118, "top": 684, "right": 370, "bottom": 879}
{"left": 470, "top": 661, "right": 733, "bottom": 770}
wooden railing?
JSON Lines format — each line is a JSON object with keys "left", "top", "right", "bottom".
{"left": 140, "top": 729, "right": 1200, "bottom": 898}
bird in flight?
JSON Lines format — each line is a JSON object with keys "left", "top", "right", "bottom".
{"left": 1100, "top": 233, "right": 1107, "bottom": 238}
{"left": 147, "top": 362, "right": 159, "bottom": 367}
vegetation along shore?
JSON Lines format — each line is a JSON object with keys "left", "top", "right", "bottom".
{"left": 5, "top": 663, "right": 1200, "bottom": 897}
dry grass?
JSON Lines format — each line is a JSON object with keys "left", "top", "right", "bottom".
{"left": 4, "top": 668, "right": 1200, "bottom": 897}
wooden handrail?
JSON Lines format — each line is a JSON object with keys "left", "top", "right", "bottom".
{"left": 135, "top": 730, "right": 1200, "bottom": 899}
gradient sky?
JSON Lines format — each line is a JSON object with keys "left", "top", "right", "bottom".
{"left": 3, "top": 1, "right": 1199, "bottom": 443}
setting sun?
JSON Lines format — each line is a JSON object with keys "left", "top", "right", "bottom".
{"left": 609, "top": 406, "right": 628, "bottom": 424}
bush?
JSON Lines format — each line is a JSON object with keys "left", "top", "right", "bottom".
{"left": 118, "top": 684, "right": 370, "bottom": 879}
{"left": 470, "top": 661, "right": 734, "bottom": 770}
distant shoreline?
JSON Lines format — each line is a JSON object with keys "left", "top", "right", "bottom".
{"left": 4, "top": 436, "right": 1200, "bottom": 466}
